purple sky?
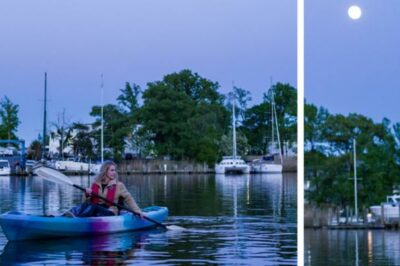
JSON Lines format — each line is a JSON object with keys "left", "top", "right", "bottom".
{"left": 0, "top": 1, "right": 296, "bottom": 145}
{"left": 305, "top": 1, "right": 400, "bottom": 124}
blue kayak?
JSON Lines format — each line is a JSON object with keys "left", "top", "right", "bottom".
{"left": 0, "top": 206, "right": 168, "bottom": 241}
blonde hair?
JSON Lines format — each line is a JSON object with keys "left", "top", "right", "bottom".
{"left": 95, "top": 160, "right": 118, "bottom": 183}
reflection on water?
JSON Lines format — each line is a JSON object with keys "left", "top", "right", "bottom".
{"left": 0, "top": 229, "right": 162, "bottom": 265}
{"left": 305, "top": 229, "right": 400, "bottom": 266}
{"left": 0, "top": 173, "right": 297, "bottom": 265}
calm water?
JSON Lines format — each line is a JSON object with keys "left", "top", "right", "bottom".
{"left": 0, "top": 173, "right": 297, "bottom": 265}
{"left": 305, "top": 229, "right": 400, "bottom": 265}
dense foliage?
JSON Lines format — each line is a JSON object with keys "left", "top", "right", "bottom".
{"left": 0, "top": 96, "right": 20, "bottom": 140}
{"left": 305, "top": 102, "right": 400, "bottom": 208}
{"left": 2, "top": 70, "right": 297, "bottom": 165}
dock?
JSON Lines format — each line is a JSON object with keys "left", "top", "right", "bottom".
{"left": 327, "top": 224, "right": 384, "bottom": 230}
{"left": 305, "top": 203, "right": 400, "bottom": 230}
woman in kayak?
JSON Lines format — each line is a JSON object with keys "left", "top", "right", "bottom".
{"left": 64, "top": 161, "right": 144, "bottom": 218}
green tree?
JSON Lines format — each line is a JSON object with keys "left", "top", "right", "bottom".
{"left": 70, "top": 122, "right": 95, "bottom": 159}
{"left": 140, "top": 70, "right": 229, "bottom": 164}
{"left": 0, "top": 96, "right": 20, "bottom": 140}
{"left": 241, "top": 83, "right": 297, "bottom": 156}
{"left": 162, "top": 69, "right": 224, "bottom": 104}
{"left": 241, "top": 102, "right": 270, "bottom": 155}
{"left": 305, "top": 109, "right": 400, "bottom": 211}
{"left": 219, "top": 129, "right": 249, "bottom": 158}
{"left": 304, "top": 102, "right": 329, "bottom": 151}
{"left": 117, "top": 82, "right": 141, "bottom": 120}
{"left": 27, "top": 140, "right": 42, "bottom": 160}
{"left": 271, "top": 83, "right": 297, "bottom": 154}
{"left": 117, "top": 82, "right": 148, "bottom": 157}
{"left": 90, "top": 104, "right": 130, "bottom": 161}
{"left": 140, "top": 81, "right": 195, "bottom": 158}
{"left": 227, "top": 86, "right": 252, "bottom": 123}
{"left": 126, "top": 126, "right": 155, "bottom": 157}
{"left": 185, "top": 104, "right": 229, "bottom": 164}
{"left": 51, "top": 109, "right": 72, "bottom": 159}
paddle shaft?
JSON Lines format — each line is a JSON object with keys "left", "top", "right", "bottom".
{"left": 72, "top": 184, "right": 167, "bottom": 229}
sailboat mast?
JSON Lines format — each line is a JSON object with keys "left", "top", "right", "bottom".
{"left": 101, "top": 74, "right": 104, "bottom": 164}
{"left": 232, "top": 97, "right": 237, "bottom": 159}
{"left": 270, "top": 82, "right": 284, "bottom": 164}
{"left": 271, "top": 89, "right": 275, "bottom": 150}
{"left": 353, "top": 139, "right": 358, "bottom": 222}
{"left": 273, "top": 92, "right": 283, "bottom": 165}
{"left": 42, "top": 72, "right": 47, "bottom": 160}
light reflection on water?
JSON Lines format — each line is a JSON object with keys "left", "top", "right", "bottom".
{"left": 305, "top": 229, "right": 400, "bottom": 266}
{"left": 0, "top": 173, "right": 296, "bottom": 265}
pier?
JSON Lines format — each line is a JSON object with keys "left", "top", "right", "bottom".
{"left": 4, "top": 155, "right": 297, "bottom": 176}
{"left": 305, "top": 203, "right": 400, "bottom": 230}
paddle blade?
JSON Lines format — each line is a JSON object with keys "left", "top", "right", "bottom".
{"left": 166, "top": 225, "right": 186, "bottom": 231}
{"left": 34, "top": 166, "right": 74, "bottom": 186}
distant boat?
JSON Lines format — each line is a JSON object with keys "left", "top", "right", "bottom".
{"left": 0, "top": 160, "right": 11, "bottom": 176}
{"left": 370, "top": 194, "right": 400, "bottom": 220}
{"left": 215, "top": 156, "right": 250, "bottom": 174}
{"left": 54, "top": 158, "right": 92, "bottom": 174}
{"left": 251, "top": 156, "right": 283, "bottom": 173}
{"left": 251, "top": 86, "right": 283, "bottom": 173}
{"left": 90, "top": 163, "right": 101, "bottom": 175}
{"left": 25, "top": 160, "right": 38, "bottom": 175}
{"left": 215, "top": 94, "right": 250, "bottom": 175}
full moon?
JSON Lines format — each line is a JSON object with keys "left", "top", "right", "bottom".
{"left": 348, "top": 5, "right": 362, "bottom": 20}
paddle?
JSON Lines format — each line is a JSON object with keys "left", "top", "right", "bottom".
{"left": 33, "top": 165, "right": 182, "bottom": 230}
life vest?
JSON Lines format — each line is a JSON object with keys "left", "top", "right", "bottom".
{"left": 90, "top": 183, "right": 117, "bottom": 207}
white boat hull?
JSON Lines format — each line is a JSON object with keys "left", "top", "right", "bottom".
{"left": 0, "top": 160, "right": 11, "bottom": 176}
{"left": 370, "top": 204, "right": 400, "bottom": 219}
{"left": 90, "top": 164, "right": 101, "bottom": 175}
{"left": 55, "top": 161, "right": 90, "bottom": 172}
{"left": 251, "top": 163, "right": 282, "bottom": 173}
{"left": 0, "top": 168, "right": 11, "bottom": 176}
{"left": 215, "top": 165, "right": 250, "bottom": 174}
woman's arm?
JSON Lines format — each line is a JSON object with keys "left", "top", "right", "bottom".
{"left": 118, "top": 182, "right": 142, "bottom": 213}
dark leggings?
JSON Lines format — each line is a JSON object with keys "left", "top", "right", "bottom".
{"left": 70, "top": 202, "right": 115, "bottom": 217}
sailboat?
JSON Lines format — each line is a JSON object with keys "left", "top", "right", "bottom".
{"left": 215, "top": 96, "right": 250, "bottom": 175}
{"left": 251, "top": 86, "right": 283, "bottom": 173}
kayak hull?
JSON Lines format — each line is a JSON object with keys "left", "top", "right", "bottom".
{"left": 0, "top": 206, "right": 168, "bottom": 241}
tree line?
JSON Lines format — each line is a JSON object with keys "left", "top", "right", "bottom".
{"left": 1, "top": 70, "right": 297, "bottom": 165}
{"left": 305, "top": 101, "right": 400, "bottom": 208}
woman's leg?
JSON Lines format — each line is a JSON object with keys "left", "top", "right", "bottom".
{"left": 75, "top": 202, "right": 98, "bottom": 217}
{"left": 66, "top": 202, "right": 115, "bottom": 217}
{"left": 93, "top": 204, "right": 115, "bottom": 216}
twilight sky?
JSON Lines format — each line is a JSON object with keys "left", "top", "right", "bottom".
{"left": 305, "top": 1, "right": 400, "bottom": 124}
{"left": 0, "top": 1, "right": 296, "bottom": 144}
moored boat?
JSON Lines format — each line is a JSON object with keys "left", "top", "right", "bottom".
{"left": 250, "top": 155, "right": 283, "bottom": 173}
{"left": 215, "top": 93, "right": 250, "bottom": 175}
{"left": 215, "top": 156, "right": 250, "bottom": 174}
{"left": 0, "top": 206, "right": 168, "bottom": 241}
{"left": 370, "top": 194, "right": 400, "bottom": 220}
{"left": 0, "top": 160, "right": 11, "bottom": 176}
{"left": 251, "top": 86, "right": 283, "bottom": 173}
{"left": 54, "top": 158, "right": 92, "bottom": 174}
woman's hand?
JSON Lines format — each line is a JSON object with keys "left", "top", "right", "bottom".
{"left": 85, "top": 188, "right": 92, "bottom": 195}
